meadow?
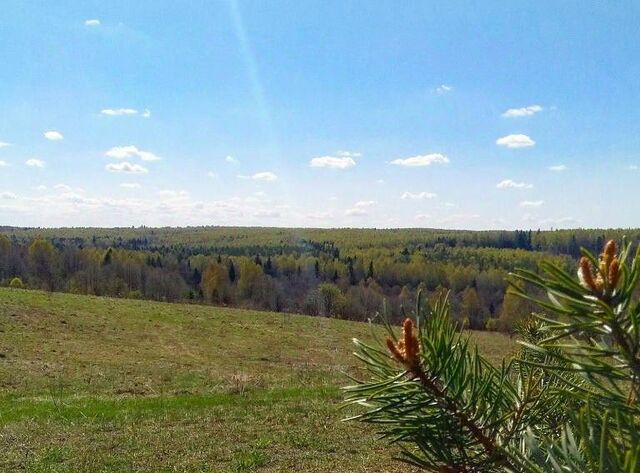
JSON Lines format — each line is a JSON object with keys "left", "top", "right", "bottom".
{"left": 0, "top": 288, "right": 515, "bottom": 472}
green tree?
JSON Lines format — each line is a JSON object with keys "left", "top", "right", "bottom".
{"left": 28, "top": 239, "right": 57, "bottom": 290}
{"left": 345, "top": 240, "right": 640, "bottom": 472}
{"left": 317, "top": 283, "right": 346, "bottom": 317}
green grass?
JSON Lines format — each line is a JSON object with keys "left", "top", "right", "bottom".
{"left": 0, "top": 288, "right": 516, "bottom": 472}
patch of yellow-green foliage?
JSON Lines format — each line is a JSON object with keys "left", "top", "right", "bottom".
{"left": 0, "top": 288, "right": 514, "bottom": 472}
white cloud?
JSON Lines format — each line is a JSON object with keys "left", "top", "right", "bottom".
{"left": 225, "top": 155, "right": 238, "bottom": 164}
{"left": 501, "top": 105, "right": 543, "bottom": 118}
{"left": 238, "top": 171, "right": 278, "bottom": 182}
{"left": 344, "top": 200, "right": 376, "bottom": 217}
{"left": 25, "top": 159, "right": 45, "bottom": 168}
{"left": 354, "top": 200, "right": 376, "bottom": 208}
{"left": 207, "top": 172, "right": 218, "bottom": 179}
{"left": 84, "top": 19, "right": 101, "bottom": 26}
{"left": 0, "top": 141, "right": 11, "bottom": 148}
{"left": 345, "top": 208, "right": 369, "bottom": 217}
{"left": 627, "top": 164, "right": 638, "bottom": 171}
{"left": 142, "top": 109, "right": 151, "bottom": 118}
{"left": 436, "top": 84, "right": 453, "bottom": 94}
{"left": 307, "top": 210, "right": 334, "bottom": 220}
{"left": 105, "top": 162, "right": 148, "bottom": 174}
{"left": 520, "top": 200, "right": 544, "bottom": 208}
{"left": 44, "top": 131, "right": 64, "bottom": 141}
{"left": 54, "top": 184, "right": 73, "bottom": 192}
{"left": 415, "top": 213, "right": 431, "bottom": 221}
{"left": 0, "top": 161, "right": 9, "bottom": 167}
{"left": 33, "top": 185, "right": 47, "bottom": 191}
{"left": 100, "top": 108, "right": 138, "bottom": 116}
{"left": 120, "top": 183, "right": 141, "bottom": 189}
{"left": 496, "top": 134, "right": 535, "bottom": 148}
{"left": 1, "top": 192, "right": 17, "bottom": 200}
{"left": 548, "top": 164, "right": 567, "bottom": 172}
{"left": 310, "top": 155, "right": 356, "bottom": 169}
{"left": 496, "top": 179, "right": 533, "bottom": 189}
{"left": 390, "top": 153, "right": 449, "bottom": 167}
{"left": 401, "top": 191, "right": 437, "bottom": 200}
{"left": 376, "top": 179, "right": 384, "bottom": 184}
{"left": 105, "top": 145, "right": 160, "bottom": 161}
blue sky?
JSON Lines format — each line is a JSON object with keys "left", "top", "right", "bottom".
{"left": 1, "top": 1, "right": 639, "bottom": 229}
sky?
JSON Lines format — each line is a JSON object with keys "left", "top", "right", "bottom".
{"left": 1, "top": 1, "right": 639, "bottom": 230}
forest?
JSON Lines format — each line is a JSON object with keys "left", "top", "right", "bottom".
{"left": 3, "top": 226, "right": 639, "bottom": 331}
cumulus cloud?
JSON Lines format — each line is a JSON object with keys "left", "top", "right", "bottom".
{"left": 54, "top": 184, "right": 73, "bottom": 192}
{"left": 496, "top": 179, "right": 533, "bottom": 189}
{"left": 390, "top": 153, "right": 449, "bottom": 167}
{"left": 310, "top": 155, "right": 357, "bottom": 169}
{"left": 238, "top": 171, "right": 278, "bottom": 181}
{"left": 501, "top": 105, "right": 543, "bottom": 118}
{"left": 33, "top": 185, "right": 47, "bottom": 191}
{"left": 520, "top": 200, "right": 544, "bottom": 208}
{"left": 120, "top": 183, "right": 141, "bottom": 189}
{"left": 344, "top": 200, "right": 376, "bottom": 217}
{"left": 25, "top": 159, "right": 45, "bottom": 168}
{"left": 105, "top": 145, "right": 161, "bottom": 161}
{"left": 401, "top": 191, "right": 437, "bottom": 200}
{"left": 225, "top": 155, "right": 238, "bottom": 164}
{"left": 496, "top": 134, "right": 535, "bottom": 148}
{"left": 1, "top": 192, "right": 17, "bottom": 200}
{"left": 84, "top": 19, "right": 101, "bottom": 26}
{"left": 548, "top": 164, "right": 567, "bottom": 172}
{"left": 44, "top": 131, "right": 64, "bottom": 141}
{"left": 0, "top": 141, "right": 11, "bottom": 148}
{"left": 105, "top": 162, "right": 148, "bottom": 174}
{"left": 436, "top": 84, "right": 453, "bottom": 94}
{"left": 0, "top": 161, "right": 9, "bottom": 167}
{"left": 158, "top": 189, "right": 189, "bottom": 198}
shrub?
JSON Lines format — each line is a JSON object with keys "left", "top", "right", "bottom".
{"left": 8, "top": 277, "right": 23, "bottom": 289}
{"left": 345, "top": 240, "right": 640, "bottom": 472}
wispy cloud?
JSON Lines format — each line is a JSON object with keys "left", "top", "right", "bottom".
{"left": 401, "top": 191, "right": 437, "bottom": 200}
{"left": 1, "top": 192, "right": 17, "bottom": 200}
{"left": 105, "top": 145, "right": 161, "bottom": 161}
{"left": 0, "top": 141, "right": 11, "bottom": 148}
{"left": 25, "top": 159, "right": 45, "bottom": 168}
{"left": 207, "top": 172, "right": 217, "bottom": 179}
{"left": 120, "top": 183, "right": 142, "bottom": 189}
{"left": 100, "top": 108, "right": 138, "bottom": 116}
{"left": 0, "top": 161, "right": 9, "bottom": 167}
{"left": 496, "top": 134, "right": 535, "bottom": 148}
{"left": 105, "top": 162, "right": 148, "bottom": 174}
{"left": 496, "top": 179, "right": 533, "bottom": 189}
{"left": 238, "top": 171, "right": 278, "bottom": 181}
{"left": 44, "top": 131, "right": 64, "bottom": 141}
{"left": 225, "top": 155, "right": 239, "bottom": 164}
{"left": 627, "top": 164, "right": 638, "bottom": 171}
{"left": 436, "top": 84, "right": 453, "bottom": 95}
{"left": 520, "top": 200, "right": 544, "bottom": 208}
{"left": 501, "top": 105, "right": 543, "bottom": 118}
{"left": 390, "top": 153, "right": 449, "bottom": 167}
{"left": 548, "top": 164, "right": 567, "bottom": 172}
{"left": 84, "top": 19, "right": 101, "bottom": 26}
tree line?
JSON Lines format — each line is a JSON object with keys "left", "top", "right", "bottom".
{"left": 2, "top": 227, "right": 637, "bottom": 331}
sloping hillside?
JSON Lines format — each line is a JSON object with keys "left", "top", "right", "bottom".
{"left": 0, "top": 289, "right": 514, "bottom": 472}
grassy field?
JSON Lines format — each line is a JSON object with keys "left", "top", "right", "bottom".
{"left": 0, "top": 289, "right": 516, "bottom": 472}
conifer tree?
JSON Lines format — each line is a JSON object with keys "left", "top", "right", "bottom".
{"left": 345, "top": 240, "right": 640, "bottom": 472}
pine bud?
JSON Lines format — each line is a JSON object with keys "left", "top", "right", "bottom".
{"left": 578, "top": 257, "right": 598, "bottom": 292}
{"left": 609, "top": 258, "right": 620, "bottom": 289}
{"left": 386, "top": 337, "right": 404, "bottom": 363}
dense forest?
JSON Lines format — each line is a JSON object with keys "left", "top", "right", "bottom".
{"left": 2, "top": 226, "right": 639, "bottom": 331}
